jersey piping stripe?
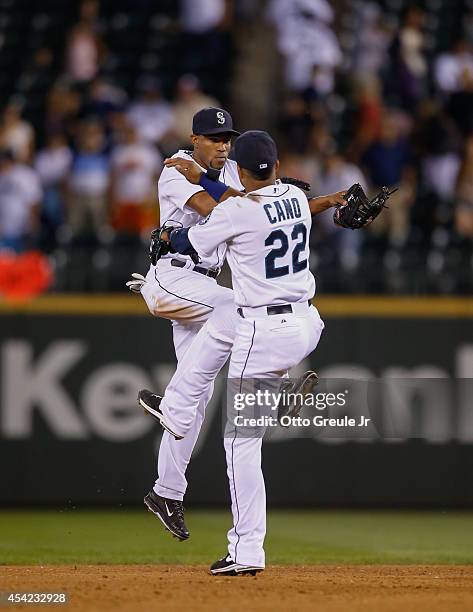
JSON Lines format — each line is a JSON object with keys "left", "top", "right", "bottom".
{"left": 248, "top": 185, "right": 291, "bottom": 197}
{"left": 232, "top": 319, "right": 256, "bottom": 564}
{"left": 154, "top": 270, "right": 214, "bottom": 311}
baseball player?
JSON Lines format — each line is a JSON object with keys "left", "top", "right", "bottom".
{"left": 129, "top": 108, "right": 347, "bottom": 546}
{"left": 127, "top": 107, "right": 244, "bottom": 541}
{"left": 142, "top": 131, "right": 326, "bottom": 575}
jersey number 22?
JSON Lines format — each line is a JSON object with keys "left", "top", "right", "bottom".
{"left": 265, "top": 223, "right": 308, "bottom": 278}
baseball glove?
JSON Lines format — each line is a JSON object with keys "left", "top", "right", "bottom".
{"left": 149, "top": 225, "right": 178, "bottom": 266}
{"left": 333, "top": 183, "right": 397, "bottom": 229}
{"left": 149, "top": 223, "right": 201, "bottom": 265}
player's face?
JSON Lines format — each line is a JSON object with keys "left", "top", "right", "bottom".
{"left": 192, "top": 134, "right": 232, "bottom": 170}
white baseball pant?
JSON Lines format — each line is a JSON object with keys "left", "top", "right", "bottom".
{"left": 160, "top": 302, "right": 324, "bottom": 567}
{"left": 141, "top": 257, "right": 235, "bottom": 501}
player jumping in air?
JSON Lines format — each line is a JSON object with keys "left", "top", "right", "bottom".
{"left": 137, "top": 131, "right": 344, "bottom": 575}
{"left": 127, "top": 110, "right": 347, "bottom": 551}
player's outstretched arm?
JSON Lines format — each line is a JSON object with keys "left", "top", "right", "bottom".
{"left": 309, "top": 190, "right": 347, "bottom": 216}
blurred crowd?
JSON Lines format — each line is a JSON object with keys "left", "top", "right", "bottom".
{"left": 0, "top": 0, "right": 231, "bottom": 262}
{"left": 270, "top": 0, "right": 473, "bottom": 292}
{"left": 0, "top": 71, "right": 223, "bottom": 253}
{"left": 0, "top": 0, "right": 472, "bottom": 293}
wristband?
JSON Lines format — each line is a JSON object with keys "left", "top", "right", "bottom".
{"left": 199, "top": 173, "right": 229, "bottom": 202}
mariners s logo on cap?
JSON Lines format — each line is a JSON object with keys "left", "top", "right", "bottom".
{"left": 192, "top": 108, "right": 240, "bottom": 136}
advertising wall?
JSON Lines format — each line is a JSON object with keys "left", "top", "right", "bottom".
{"left": 0, "top": 296, "right": 472, "bottom": 507}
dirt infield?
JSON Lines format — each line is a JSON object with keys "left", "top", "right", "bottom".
{"left": 1, "top": 565, "right": 473, "bottom": 612}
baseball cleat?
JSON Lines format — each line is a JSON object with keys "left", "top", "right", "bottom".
{"left": 210, "top": 554, "right": 263, "bottom": 576}
{"left": 144, "top": 489, "right": 189, "bottom": 541}
{"left": 277, "top": 370, "right": 319, "bottom": 426}
{"left": 138, "top": 389, "right": 184, "bottom": 440}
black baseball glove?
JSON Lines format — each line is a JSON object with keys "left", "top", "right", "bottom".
{"left": 149, "top": 223, "right": 201, "bottom": 265}
{"left": 149, "top": 225, "right": 177, "bottom": 266}
{"left": 333, "top": 183, "right": 397, "bottom": 230}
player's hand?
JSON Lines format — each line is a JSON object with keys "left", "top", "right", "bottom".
{"left": 126, "top": 272, "right": 146, "bottom": 293}
{"left": 164, "top": 157, "right": 203, "bottom": 184}
{"left": 330, "top": 190, "right": 348, "bottom": 207}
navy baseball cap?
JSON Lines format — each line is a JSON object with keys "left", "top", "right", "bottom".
{"left": 233, "top": 130, "right": 278, "bottom": 174}
{"left": 192, "top": 107, "right": 240, "bottom": 136}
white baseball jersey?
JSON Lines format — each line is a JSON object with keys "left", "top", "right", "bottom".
{"left": 158, "top": 150, "right": 243, "bottom": 268}
{"left": 188, "top": 181, "right": 316, "bottom": 307}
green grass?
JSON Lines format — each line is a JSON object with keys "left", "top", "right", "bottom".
{"left": 1, "top": 510, "right": 473, "bottom": 565}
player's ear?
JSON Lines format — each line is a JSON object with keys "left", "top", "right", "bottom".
{"left": 275, "top": 160, "right": 280, "bottom": 174}
{"left": 237, "top": 164, "right": 243, "bottom": 182}
{"left": 190, "top": 134, "right": 198, "bottom": 147}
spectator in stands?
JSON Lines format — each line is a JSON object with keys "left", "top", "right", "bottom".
{"left": 79, "top": 0, "right": 101, "bottom": 28}
{"left": 81, "top": 77, "right": 128, "bottom": 122}
{"left": 268, "top": 0, "right": 334, "bottom": 23}
{"left": 318, "top": 147, "right": 368, "bottom": 196}
{"left": 455, "top": 135, "right": 473, "bottom": 238}
{"left": 0, "top": 103, "right": 35, "bottom": 164}
{"left": 314, "top": 147, "right": 367, "bottom": 266}
{"left": 362, "top": 110, "right": 416, "bottom": 245}
{"left": 351, "top": 75, "right": 384, "bottom": 153}
{"left": 446, "top": 69, "right": 473, "bottom": 136}
{"left": 279, "top": 121, "right": 335, "bottom": 190}
{"left": 35, "top": 133, "right": 72, "bottom": 248}
{"left": 351, "top": 3, "right": 393, "bottom": 79}
{"left": 278, "top": 152, "right": 320, "bottom": 190}
{"left": 278, "top": 94, "right": 313, "bottom": 153}
{"left": 391, "top": 6, "right": 427, "bottom": 110}
{"left": 0, "top": 149, "right": 42, "bottom": 252}
{"left": 415, "top": 101, "right": 461, "bottom": 229}
{"left": 110, "top": 122, "right": 162, "bottom": 236}
{"left": 306, "top": 121, "right": 336, "bottom": 161}
{"left": 65, "top": 0, "right": 105, "bottom": 83}
{"left": 17, "top": 47, "right": 55, "bottom": 111}
{"left": 0, "top": 0, "right": 468, "bottom": 293}
{"left": 66, "top": 120, "right": 109, "bottom": 235}
{"left": 172, "top": 75, "right": 220, "bottom": 146}
{"left": 179, "top": 0, "right": 233, "bottom": 82}
{"left": 362, "top": 111, "right": 413, "bottom": 190}
{"left": 180, "top": 0, "right": 228, "bottom": 35}
{"left": 268, "top": 0, "right": 342, "bottom": 93}
{"left": 434, "top": 40, "right": 473, "bottom": 96}
{"left": 46, "top": 84, "right": 82, "bottom": 142}
{"left": 127, "top": 77, "right": 174, "bottom": 151}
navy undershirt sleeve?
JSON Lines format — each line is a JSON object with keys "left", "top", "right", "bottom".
{"left": 169, "top": 228, "right": 197, "bottom": 256}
